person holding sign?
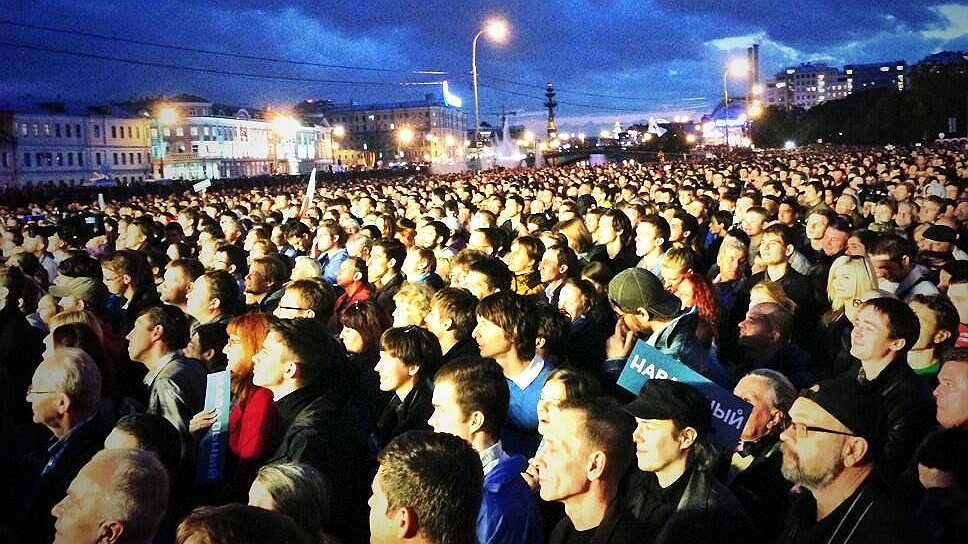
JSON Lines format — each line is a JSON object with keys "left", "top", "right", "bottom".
{"left": 624, "top": 379, "right": 753, "bottom": 544}
{"left": 605, "top": 268, "right": 727, "bottom": 387}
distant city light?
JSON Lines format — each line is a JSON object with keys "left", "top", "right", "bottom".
{"left": 784, "top": 140, "right": 797, "bottom": 149}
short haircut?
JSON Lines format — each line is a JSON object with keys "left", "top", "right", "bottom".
{"left": 712, "top": 210, "right": 733, "bottom": 227}
{"left": 513, "top": 236, "right": 545, "bottom": 264}
{"left": 474, "top": 227, "right": 508, "bottom": 255}
{"left": 828, "top": 216, "right": 852, "bottom": 234}
{"left": 545, "top": 244, "right": 579, "bottom": 279}
{"left": 285, "top": 279, "right": 335, "bottom": 323}
{"left": 58, "top": 254, "right": 102, "bottom": 280}
{"left": 535, "top": 301, "right": 570, "bottom": 359}
{"left": 215, "top": 244, "right": 248, "bottom": 276}
{"left": 380, "top": 326, "right": 442, "bottom": 378}
{"left": 476, "top": 291, "right": 538, "bottom": 360}
{"left": 762, "top": 223, "right": 797, "bottom": 248}
{"left": 546, "top": 367, "right": 601, "bottom": 399}
{"left": 192, "top": 322, "right": 229, "bottom": 368}
{"left": 168, "top": 258, "right": 205, "bottom": 283}
{"left": 430, "top": 287, "right": 478, "bottom": 341}
{"left": 434, "top": 358, "right": 509, "bottom": 436}
{"left": 50, "top": 347, "right": 101, "bottom": 416}
{"left": 745, "top": 368, "right": 797, "bottom": 418}
{"left": 409, "top": 247, "right": 437, "bottom": 274}
{"left": 176, "top": 504, "right": 311, "bottom": 544}
{"left": 317, "top": 219, "right": 346, "bottom": 244}
{"left": 373, "top": 238, "right": 406, "bottom": 271}
{"left": 558, "top": 397, "right": 635, "bottom": 480}
{"left": 253, "top": 255, "right": 289, "bottom": 290}
{"left": 90, "top": 448, "right": 170, "bottom": 544}
{"left": 140, "top": 304, "right": 191, "bottom": 351}
{"left": 860, "top": 297, "right": 921, "bottom": 356}
{"left": 113, "top": 413, "right": 182, "bottom": 474}
{"left": 599, "top": 208, "right": 633, "bottom": 245}
{"left": 467, "top": 257, "right": 512, "bottom": 293}
{"left": 203, "top": 270, "right": 243, "bottom": 317}
{"left": 254, "top": 463, "right": 333, "bottom": 539}
{"left": 268, "top": 317, "right": 338, "bottom": 384}
{"left": 425, "top": 220, "right": 450, "bottom": 246}
{"left": 871, "top": 234, "right": 916, "bottom": 263}
{"left": 377, "top": 431, "right": 483, "bottom": 544}
{"left": 910, "top": 294, "right": 960, "bottom": 352}
{"left": 751, "top": 301, "right": 795, "bottom": 341}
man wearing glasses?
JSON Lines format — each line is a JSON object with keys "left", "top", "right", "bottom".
{"left": 776, "top": 376, "right": 926, "bottom": 543}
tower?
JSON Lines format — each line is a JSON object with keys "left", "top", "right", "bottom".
{"left": 544, "top": 82, "right": 558, "bottom": 140}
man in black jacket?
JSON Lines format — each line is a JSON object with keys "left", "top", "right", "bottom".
{"left": 624, "top": 379, "right": 753, "bottom": 544}
{"left": 252, "top": 317, "right": 367, "bottom": 543}
{"left": 776, "top": 376, "right": 928, "bottom": 543}
{"left": 849, "top": 297, "right": 935, "bottom": 475}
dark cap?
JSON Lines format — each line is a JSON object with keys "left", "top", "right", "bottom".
{"left": 608, "top": 268, "right": 680, "bottom": 319}
{"left": 625, "top": 379, "right": 712, "bottom": 435}
{"left": 923, "top": 225, "right": 957, "bottom": 244}
{"left": 800, "top": 377, "right": 883, "bottom": 444}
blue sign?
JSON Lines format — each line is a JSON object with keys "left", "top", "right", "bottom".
{"left": 617, "top": 340, "right": 751, "bottom": 448}
{"left": 196, "top": 370, "right": 231, "bottom": 485}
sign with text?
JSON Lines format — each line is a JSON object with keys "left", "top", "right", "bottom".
{"left": 192, "top": 179, "right": 212, "bottom": 193}
{"left": 617, "top": 340, "right": 751, "bottom": 448}
{"left": 196, "top": 370, "right": 231, "bottom": 485}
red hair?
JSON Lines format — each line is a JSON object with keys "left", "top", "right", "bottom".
{"left": 226, "top": 312, "right": 270, "bottom": 407}
{"left": 680, "top": 272, "right": 720, "bottom": 340}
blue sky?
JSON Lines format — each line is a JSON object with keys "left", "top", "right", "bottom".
{"left": 0, "top": 0, "right": 965, "bottom": 134}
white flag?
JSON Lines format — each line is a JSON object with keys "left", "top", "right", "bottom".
{"left": 298, "top": 168, "right": 317, "bottom": 218}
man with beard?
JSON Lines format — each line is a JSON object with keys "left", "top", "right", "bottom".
{"left": 776, "top": 376, "right": 926, "bottom": 543}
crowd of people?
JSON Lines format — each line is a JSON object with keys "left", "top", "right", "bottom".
{"left": 1, "top": 141, "right": 967, "bottom": 544}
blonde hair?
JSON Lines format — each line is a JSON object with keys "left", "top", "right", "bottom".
{"left": 393, "top": 283, "right": 433, "bottom": 324}
{"left": 826, "top": 255, "right": 878, "bottom": 311}
{"left": 48, "top": 310, "right": 104, "bottom": 342}
{"left": 749, "top": 281, "right": 797, "bottom": 314}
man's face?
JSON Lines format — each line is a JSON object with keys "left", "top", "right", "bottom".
{"left": 935, "top": 362, "right": 968, "bottom": 429}
{"left": 873, "top": 204, "right": 893, "bottom": 224}
{"left": 27, "top": 360, "right": 64, "bottom": 429}
{"left": 777, "top": 204, "right": 796, "bottom": 226}
{"left": 920, "top": 200, "right": 942, "bottom": 224}
{"left": 822, "top": 229, "right": 849, "bottom": 257}
{"left": 535, "top": 409, "right": 591, "bottom": 503}
{"left": 244, "top": 263, "right": 271, "bottom": 295}
{"left": 717, "top": 244, "right": 747, "bottom": 281}
{"left": 125, "top": 314, "right": 157, "bottom": 363}
{"left": 538, "top": 249, "right": 565, "bottom": 283}
{"left": 368, "top": 246, "right": 390, "bottom": 281}
{"left": 741, "top": 212, "right": 765, "bottom": 237}
{"left": 504, "top": 242, "right": 534, "bottom": 274}
{"left": 428, "top": 379, "right": 472, "bottom": 442}
{"left": 948, "top": 283, "right": 968, "bottom": 323}
{"left": 415, "top": 225, "right": 438, "bottom": 249}
{"left": 472, "top": 314, "right": 512, "bottom": 359}
{"left": 896, "top": 202, "right": 914, "bottom": 228}
{"left": 758, "top": 232, "right": 789, "bottom": 266}
{"left": 635, "top": 223, "right": 660, "bottom": 257}
{"left": 835, "top": 196, "right": 855, "bottom": 216}
{"left": 557, "top": 283, "right": 584, "bottom": 322}
{"left": 51, "top": 459, "right": 110, "bottom": 544}
{"left": 375, "top": 351, "right": 415, "bottom": 393}
{"left": 779, "top": 398, "right": 849, "bottom": 488}
{"left": 185, "top": 276, "right": 211, "bottom": 322}
{"left": 734, "top": 375, "right": 777, "bottom": 442}
{"left": 631, "top": 418, "right": 686, "bottom": 473}
{"left": 849, "top": 305, "right": 902, "bottom": 363}
{"left": 368, "top": 468, "right": 400, "bottom": 544}
{"left": 159, "top": 267, "right": 190, "bottom": 305}
{"left": 869, "top": 253, "right": 906, "bottom": 283}
{"left": 802, "top": 185, "right": 820, "bottom": 205}
{"left": 910, "top": 300, "right": 941, "bottom": 351}
{"left": 738, "top": 305, "right": 774, "bottom": 347}
{"left": 593, "top": 217, "right": 618, "bottom": 246}
{"left": 101, "top": 266, "right": 125, "bottom": 296}
{"left": 464, "top": 270, "right": 495, "bottom": 301}
{"left": 805, "top": 213, "right": 828, "bottom": 241}
{"left": 336, "top": 259, "right": 359, "bottom": 289}
{"left": 251, "top": 331, "right": 292, "bottom": 390}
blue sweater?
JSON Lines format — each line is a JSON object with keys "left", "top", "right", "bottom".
{"left": 502, "top": 360, "right": 552, "bottom": 458}
{"left": 477, "top": 454, "right": 544, "bottom": 544}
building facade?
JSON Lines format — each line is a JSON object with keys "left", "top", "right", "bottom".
{"left": 763, "top": 60, "right": 909, "bottom": 110}
{"left": 844, "top": 61, "right": 907, "bottom": 94}
{"left": 0, "top": 99, "right": 151, "bottom": 187}
{"left": 317, "top": 93, "right": 466, "bottom": 166}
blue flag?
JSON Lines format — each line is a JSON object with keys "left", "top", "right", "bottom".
{"left": 196, "top": 370, "right": 231, "bottom": 485}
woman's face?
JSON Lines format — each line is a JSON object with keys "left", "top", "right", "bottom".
{"left": 831, "top": 270, "right": 857, "bottom": 300}
{"left": 676, "top": 279, "right": 696, "bottom": 308}
{"left": 223, "top": 333, "right": 244, "bottom": 374}
{"left": 339, "top": 326, "right": 366, "bottom": 354}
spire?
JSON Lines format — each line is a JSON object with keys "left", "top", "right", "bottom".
{"left": 544, "top": 82, "right": 558, "bottom": 140}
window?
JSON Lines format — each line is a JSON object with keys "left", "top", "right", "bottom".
{"left": 66, "top": 124, "right": 72, "bottom": 138}
{"left": 113, "top": 152, "right": 118, "bottom": 165}
{"left": 46, "top": 153, "right": 52, "bottom": 166}
{"left": 121, "top": 153, "right": 126, "bottom": 165}
{"left": 19, "top": 123, "right": 27, "bottom": 136}
{"left": 163, "top": 127, "right": 171, "bottom": 137}
{"left": 78, "top": 153, "right": 84, "bottom": 166}
{"left": 32, "top": 123, "right": 39, "bottom": 136}
{"left": 44, "top": 123, "right": 50, "bottom": 136}
{"left": 127, "top": 126, "right": 132, "bottom": 138}
{"left": 54, "top": 124, "right": 61, "bottom": 137}
{"left": 94, "top": 125, "right": 100, "bottom": 139}
{"left": 128, "top": 152, "right": 134, "bottom": 164}
{"left": 176, "top": 127, "right": 184, "bottom": 137}
{"left": 96, "top": 152, "right": 101, "bottom": 165}
{"left": 75, "top": 124, "right": 81, "bottom": 138}
{"left": 67, "top": 153, "right": 73, "bottom": 166}
{"left": 111, "top": 126, "right": 117, "bottom": 138}
{"left": 137, "top": 153, "right": 142, "bottom": 164}
{"left": 135, "top": 126, "right": 140, "bottom": 138}
{"left": 191, "top": 144, "right": 199, "bottom": 154}
{"left": 35, "top": 152, "right": 43, "bottom": 166}
{"left": 190, "top": 127, "right": 198, "bottom": 137}
{"left": 23, "top": 153, "right": 31, "bottom": 167}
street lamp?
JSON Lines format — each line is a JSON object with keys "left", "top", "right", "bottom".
{"left": 330, "top": 124, "right": 345, "bottom": 168}
{"left": 723, "top": 58, "right": 749, "bottom": 150}
{"left": 397, "top": 126, "right": 415, "bottom": 161}
{"left": 272, "top": 115, "right": 300, "bottom": 174}
{"left": 155, "top": 105, "right": 178, "bottom": 179}
{"left": 472, "top": 18, "right": 509, "bottom": 146}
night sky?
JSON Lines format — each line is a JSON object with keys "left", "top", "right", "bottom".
{"left": 1, "top": 1, "right": 966, "bottom": 133}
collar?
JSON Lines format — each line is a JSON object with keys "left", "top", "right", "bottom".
{"left": 479, "top": 440, "right": 508, "bottom": 476}
{"left": 45, "top": 413, "right": 97, "bottom": 474}
{"left": 508, "top": 356, "right": 545, "bottom": 390}
{"left": 142, "top": 351, "right": 180, "bottom": 386}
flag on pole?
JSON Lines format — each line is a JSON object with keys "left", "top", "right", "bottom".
{"left": 97, "top": 193, "right": 106, "bottom": 210}
{"left": 298, "top": 168, "right": 317, "bottom": 218}
{"left": 647, "top": 118, "right": 668, "bottom": 138}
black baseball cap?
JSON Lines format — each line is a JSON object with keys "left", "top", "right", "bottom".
{"left": 625, "top": 379, "right": 712, "bottom": 435}
{"left": 800, "top": 377, "right": 884, "bottom": 445}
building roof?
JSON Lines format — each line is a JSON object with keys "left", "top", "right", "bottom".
{"left": 0, "top": 97, "right": 144, "bottom": 118}
{"left": 323, "top": 94, "right": 456, "bottom": 113}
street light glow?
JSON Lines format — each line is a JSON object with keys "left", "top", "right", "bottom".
{"left": 484, "top": 19, "right": 509, "bottom": 42}
{"left": 523, "top": 130, "right": 534, "bottom": 142}
{"left": 157, "top": 106, "right": 178, "bottom": 125}
{"left": 271, "top": 115, "right": 300, "bottom": 138}
{"left": 332, "top": 124, "right": 346, "bottom": 138}
{"left": 727, "top": 58, "right": 750, "bottom": 77}
{"left": 398, "top": 126, "right": 415, "bottom": 144}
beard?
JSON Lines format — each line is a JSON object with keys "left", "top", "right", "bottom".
{"left": 780, "top": 442, "right": 846, "bottom": 488}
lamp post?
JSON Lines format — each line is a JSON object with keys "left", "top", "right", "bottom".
{"left": 330, "top": 124, "right": 345, "bottom": 170}
{"left": 154, "top": 105, "right": 178, "bottom": 179}
{"left": 472, "top": 18, "right": 509, "bottom": 146}
{"left": 723, "top": 58, "right": 749, "bottom": 151}
{"left": 397, "top": 126, "right": 414, "bottom": 162}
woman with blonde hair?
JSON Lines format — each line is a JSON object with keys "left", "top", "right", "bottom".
{"left": 552, "top": 218, "right": 594, "bottom": 264}
{"left": 819, "top": 255, "right": 878, "bottom": 377}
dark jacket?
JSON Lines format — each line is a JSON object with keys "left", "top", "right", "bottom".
{"left": 269, "top": 383, "right": 368, "bottom": 543}
{"left": 478, "top": 454, "right": 544, "bottom": 544}
{"left": 627, "top": 468, "right": 754, "bottom": 544}
{"left": 590, "top": 244, "right": 640, "bottom": 275}
{"left": 375, "top": 273, "right": 404, "bottom": 315}
{"left": 717, "top": 435, "right": 791, "bottom": 543}
{"left": 10, "top": 414, "right": 110, "bottom": 544}
{"left": 750, "top": 267, "right": 817, "bottom": 349}
{"left": 855, "top": 360, "right": 936, "bottom": 475}
{"left": 549, "top": 491, "right": 644, "bottom": 544}
{"left": 373, "top": 378, "right": 433, "bottom": 450}
{"left": 652, "top": 307, "right": 728, "bottom": 387}
{"left": 441, "top": 337, "right": 481, "bottom": 366}
{"left": 777, "top": 471, "right": 929, "bottom": 544}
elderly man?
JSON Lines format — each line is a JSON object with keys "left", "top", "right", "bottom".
{"left": 9, "top": 348, "right": 107, "bottom": 544}
{"left": 51, "top": 448, "right": 169, "bottom": 544}
{"left": 776, "top": 377, "right": 926, "bottom": 543}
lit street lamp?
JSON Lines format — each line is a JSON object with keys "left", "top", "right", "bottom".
{"left": 155, "top": 105, "right": 178, "bottom": 179}
{"left": 472, "top": 18, "right": 508, "bottom": 146}
{"left": 723, "top": 58, "right": 749, "bottom": 150}
{"left": 397, "top": 126, "right": 415, "bottom": 161}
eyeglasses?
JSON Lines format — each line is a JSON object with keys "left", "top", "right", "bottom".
{"left": 26, "top": 385, "right": 62, "bottom": 397}
{"left": 277, "top": 305, "right": 310, "bottom": 312}
{"left": 790, "top": 421, "right": 858, "bottom": 439}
